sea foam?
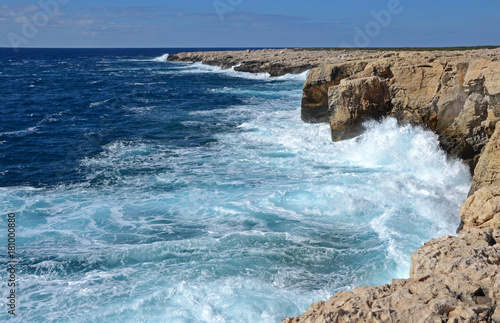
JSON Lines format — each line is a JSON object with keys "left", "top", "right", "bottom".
{"left": 169, "top": 61, "right": 310, "bottom": 81}
{"left": 152, "top": 53, "right": 170, "bottom": 62}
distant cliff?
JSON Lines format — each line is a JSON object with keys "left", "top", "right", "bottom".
{"left": 168, "top": 48, "right": 380, "bottom": 77}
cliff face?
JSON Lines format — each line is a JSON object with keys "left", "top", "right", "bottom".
{"left": 302, "top": 50, "right": 500, "bottom": 170}
{"left": 288, "top": 50, "right": 500, "bottom": 323}
{"left": 460, "top": 122, "right": 500, "bottom": 230}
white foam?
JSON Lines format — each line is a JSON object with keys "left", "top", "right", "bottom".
{"left": 0, "top": 126, "right": 39, "bottom": 136}
{"left": 90, "top": 99, "right": 110, "bottom": 108}
{"left": 152, "top": 53, "right": 170, "bottom": 62}
{"left": 337, "top": 118, "right": 469, "bottom": 188}
{"left": 275, "top": 70, "right": 310, "bottom": 81}
{"left": 172, "top": 61, "right": 309, "bottom": 81}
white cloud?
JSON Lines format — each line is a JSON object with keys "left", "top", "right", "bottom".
{"left": 14, "top": 16, "right": 28, "bottom": 24}
{"left": 75, "top": 19, "right": 95, "bottom": 27}
{"left": 25, "top": 5, "right": 39, "bottom": 13}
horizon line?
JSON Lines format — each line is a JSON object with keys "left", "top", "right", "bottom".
{"left": 1, "top": 45, "right": 499, "bottom": 50}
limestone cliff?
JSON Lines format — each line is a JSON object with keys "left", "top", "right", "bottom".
{"left": 287, "top": 49, "right": 500, "bottom": 323}
{"left": 301, "top": 50, "right": 500, "bottom": 170}
{"left": 460, "top": 121, "right": 500, "bottom": 230}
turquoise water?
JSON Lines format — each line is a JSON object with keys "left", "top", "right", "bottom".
{"left": 0, "top": 49, "right": 470, "bottom": 322}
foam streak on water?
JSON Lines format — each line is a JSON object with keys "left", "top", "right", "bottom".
{"left": 0, "top": 49, "right": 470, "bottom": 322}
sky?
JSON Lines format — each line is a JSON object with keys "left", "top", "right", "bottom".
{"left": 0, "top": 0, "right": 499, "bottom": 48}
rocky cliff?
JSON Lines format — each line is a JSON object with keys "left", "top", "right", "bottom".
{"left": 302, "top": 49, "right": 500, "bottom": 170}
{"left": 286, "top": 49, "right": 500, "bottom": 322}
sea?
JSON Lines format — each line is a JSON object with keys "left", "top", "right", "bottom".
{"left": 0, "top": 48, "right": 471, "bottom": 322}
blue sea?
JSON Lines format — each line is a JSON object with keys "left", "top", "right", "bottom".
{"left": 0, "top": 48, "right": 471, "bottom": 322}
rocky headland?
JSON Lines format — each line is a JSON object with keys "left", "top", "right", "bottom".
{"left": 168, "top": 48, "right": 379, "bottom": 76}
{"left": 168, "top": 48, "right": 500, "bottom": 322}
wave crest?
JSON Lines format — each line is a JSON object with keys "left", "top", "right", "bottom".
{"left": 153, "top": 53, "right": 169, "bottom": 62}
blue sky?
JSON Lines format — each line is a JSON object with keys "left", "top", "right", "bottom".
{"left": 1, "top": 0, "right": 499, "bottom": 48}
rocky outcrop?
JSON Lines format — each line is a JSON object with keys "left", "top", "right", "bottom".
{"left": 286, "top": 49, "right": 500, "bottom": 323}
{"left": 301, "top": 62, "right": 369, "bottom": 123}
{"left": 167, "top": 49, "right": 378, "bottom": 78}
{"left": 301, "top": 49, "right": 500, "bottom": 169}
{"left": 284, "top": 228, "right": 500, "bottom": 323}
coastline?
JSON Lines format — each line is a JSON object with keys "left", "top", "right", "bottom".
{"left": 168, "top": 48, "right": 500, "bottom": 322}
{"left": 168, "top": 48, "right": 379, "bottom": 76}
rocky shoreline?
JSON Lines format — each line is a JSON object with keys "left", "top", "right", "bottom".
{"left": 168, "top": 48, "right": 500, "bottom": 322}
{"left": 168, "top": 48, "right": 379, "bottom": 76}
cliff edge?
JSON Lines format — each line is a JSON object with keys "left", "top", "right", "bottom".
{"left": 302, "top": 49, "right": 500, "bottom": 170}
{"left": 287, "top": 49, "right": 500, "bottom": 322}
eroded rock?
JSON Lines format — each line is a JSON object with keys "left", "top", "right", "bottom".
{"left": 301, "top": 62, "right": 368, "bottom": 123}
{"left": 328, "top": 76, "right": 391, "bottom": 140}
{"left": 283, "top": 229, "right": 500, "bottom": 323}
{"left": 301, "top": 49, "right": 500, "bottom": 169}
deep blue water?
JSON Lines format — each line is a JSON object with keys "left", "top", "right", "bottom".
{"left": 0, "top": 48, "right": 470, "bottom": 322}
